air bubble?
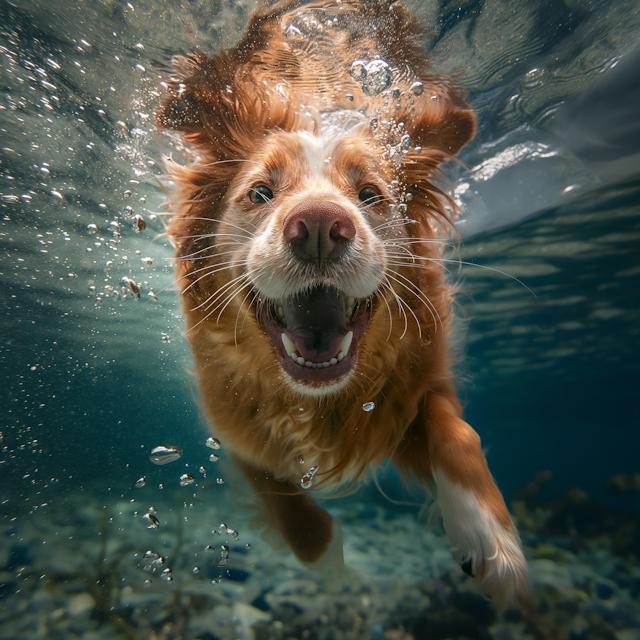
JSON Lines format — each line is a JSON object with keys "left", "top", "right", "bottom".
{"left": 124, "top": 190, "right": 132, "bottom": 198}
{"left": 345, "top": 93, "right": 354, "bottom": 102}
{"left": 430, "top": 95, "right": 438, "bottom": 101}
{"left": 362, "top": 59, "right": 392, "bottom": 96}
{"left": 143, "top": 579, "right": 152, "bottom": 588}
{"left": 409, "top": 81, "right": 424, "bottom": 96}
{"left": 301, "top": 466, "right": 318, "bottom": 490}
{"left": 149, "top": 446, "right": 183, "bottom": 465}
{"left": 135, "top": 477, "right": 146, "bottom": 488}
{"left": 400, "top": 133, "right": 411, "bottom": 152}
{"left": 141, "top": 256, "right": 153, "bottom": 266}
{"left": 86, "top": 223, "right": 98, "bottom": 235}
{"left": 205, "top": 437, "right": 221, "bottom": 450}
{"left": 179, "top": 473, "right": 195, "bottom": 486}
{"left": 363, "top": 402, "right": 375, "bottom": 412}
{"left": 192, "top": 566, "right": 200, "bottom": 574}
{"left": 216, "top": 478, "right": 225, "bottom": 485}
{"left": 144, "top": 550, "right": 160, "bottom": 561}
{"left": 107, "top": 220, "right": 120, "bottom": 232}
{"left": 209, "top": 453, "right": 219, "bottom": 462}
{"left": 205, "top": 545, "right": 215, "bottom": 554}
{"left": 199, "top": 466, "right": 206, "bottom": 474}
{"left": 391, "top": 87, "right": 400, "bottom": 99}
{"left": 218, "top": 545, "right": 230, "bottom": 567}
{"left": 161, "top": 568, "right": 172, "bottom": 581}
{"left": 285, "top": 24, "right": 303, "bottom": 40}
{"left": 349, "top": 60, "right": 367, "bottom": 82}
{"left": 139, "top": 512, "right": 160, "bottom": 529}
{"left": 369, "top": 117, "right": 378, "bottom": 131}
{"left": 245, "top": 543, "right": 251, "bottom": 550}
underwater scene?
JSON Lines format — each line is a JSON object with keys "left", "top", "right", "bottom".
{"left": 1, "top": 0, "right": 640, "bottom": 638}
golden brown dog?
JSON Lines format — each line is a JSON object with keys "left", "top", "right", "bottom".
{"left": 158, "top": 0, "right": 529, "bottom": 606}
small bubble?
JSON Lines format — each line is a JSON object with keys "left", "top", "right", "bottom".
{"left": 415, "top": 146, "right": 422, "bottom": 155}
{"left": 139, "top": 512, "right": 160, "bottom": 529}
{"left": 216, "top": 478, "right": 225, "bottom": 485}
{"left": 123, "top": 205, "right": 134, "bottom": 217}
{"left": 345, "top": 93, "right": 354, "bottom": 102}
{"left": 216, "top": 524, "right": 227, "bottom": 536}
{"left": 143, "top": 579, "right": 152, "bottom": 588}
{"left": 391, "top": 87, "right": 400, "bottom": 99}
{"left": 144, "top": 550, "right": 160, "bottom": 560}
{"left": 141, "top": 256, "right": 153, "bottom": 266}
{"left": 299, "top": 459, "right": 305, "bottom": 465}
{"left": 135, "top": 214, "right": 146, "bottom": 232}
{"left": 199, "top": 466, "right": 206, "bottom": 474}
{"left": 135, "top": 477, "right": 146, "bottom": 488}
{"left": 245, "top": 543, "right": 251, "bottom": 550}
{"left": 123, "top": 190, "right": 132, "bottom": 198}
{"left": 149, "top": 446, "right": 183, "bottom": 465}
{"left": 206, "top": 437, "right": 221, "bottom": 450}
{"left": 179, "top": 473, "right": 195, "bottom": 487}
{"left": 285, "top": 24, "right": 303, "bottom": 40}
{"left": 409, "top": 81, "right": 424, "bottom": 96}
{"left": 301, "top": 466, "right": 318, "bottom": 490}
{"left": 363, "top": 401, "right": 375, "bottom": 412}
{"left": 349, "top": 60, "right": 367, "bottom": 82}
{"left": 105, "top": 260, "right": 113, "bottom": 269}
{"left": 192, "top": 566, "right": 200, "bottom": 574}
{"left": 204, "top": 545, "right": 215, "bottom": 554}
{"left": 369, "top": 117, "right": 378, "bottom": 131}
{"left": 400, "top": 133, "right": 411, "bottom": 152}
{"left": 430, "top": 95, "right": 438, "bottom": 101}
{"left": 209, "top": 453, "right": 219, "bottom": 462}
{"left": 86, "top": 223, "right": 98, "bottom": 235}
{"left": 218, "top": 545, "right": 230, "bottom": 567}
{"left": 107, "top": 220, "right": 120, "bottom": 232}
{"left": 161, "top": 568, "right": 172, "bottom": 581}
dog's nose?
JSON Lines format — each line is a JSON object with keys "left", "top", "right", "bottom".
{"left": 283, "top": 201, "right": 356, "bottom": 261}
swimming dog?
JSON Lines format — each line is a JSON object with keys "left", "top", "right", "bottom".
{"left": 157, "top": 0, "right": 529, "bottom": 606}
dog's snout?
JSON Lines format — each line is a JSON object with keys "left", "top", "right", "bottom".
{"left": 283, "top": 201, "right": 356, "bottom": 261}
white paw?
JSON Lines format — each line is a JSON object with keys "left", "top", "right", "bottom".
{"left": 434, "top": 470, "right": 529, "bottom": 607}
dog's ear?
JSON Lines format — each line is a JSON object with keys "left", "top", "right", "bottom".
{"left": 402, "top": 85, "right": 476, "bottom": 159}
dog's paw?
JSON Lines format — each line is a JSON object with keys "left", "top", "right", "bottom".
{"left": 435, "top": 471, "right": 529, "bottom": 608}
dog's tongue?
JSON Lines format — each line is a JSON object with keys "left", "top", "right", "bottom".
{"left": 283, "top": 287, "right": 347, "bottom": 361}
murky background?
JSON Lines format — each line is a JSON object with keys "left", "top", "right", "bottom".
{"left": 1, "top": 0, "right": 639, "bottom": 638}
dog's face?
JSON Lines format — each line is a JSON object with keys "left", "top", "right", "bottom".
{"left": 215, "top": 127, "right": 409, "bottom": 393}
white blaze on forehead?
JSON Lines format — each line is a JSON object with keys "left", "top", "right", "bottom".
{"left": 297, "top": 132, "right": 339, "bottom": 181}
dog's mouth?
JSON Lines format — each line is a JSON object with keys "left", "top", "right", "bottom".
{"left": 261, "top": 285, "right": 371, "bottom": 383}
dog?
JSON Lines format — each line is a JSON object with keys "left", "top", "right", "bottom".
{"left": 157, "top": 0, "right": 529, "bottom": 606}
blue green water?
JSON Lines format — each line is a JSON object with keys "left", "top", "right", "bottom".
{"left": 1, "top": 0, "right": 639, "bottom": 638}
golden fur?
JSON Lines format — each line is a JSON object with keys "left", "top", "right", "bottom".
{"left": 158, "top": 0, "right": 529, "bottom": 607}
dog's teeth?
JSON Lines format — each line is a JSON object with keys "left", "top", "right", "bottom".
{"left": 337, "top": 352, "right": 344, "bottom": 362}
{"left": 296, "top": 356, "right": 305, "bottom": 365}
{"left": 338, "top": 331, "right": 353, "bottom": 355}
{"left": 281, "top": 333, "right": 296, "bottom": 357}
{"left": 322, "top": 362, "right": 330, "bottom": 368}
{"left": 305, "top": 361, "right": 313, "bottom": 368}
{"left": 330, "top": 357, "right": 337, "bottom": 365}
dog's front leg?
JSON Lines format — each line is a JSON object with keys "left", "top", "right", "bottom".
{"left": 394, "top": 392, "right": 529, "bottom": 607}
{"left": 234, "top": 458, "right": 343, "bottom": 570}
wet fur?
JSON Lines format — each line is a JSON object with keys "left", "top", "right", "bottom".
{"left": 158, "top": 0, "right": 529, "bottom": 607}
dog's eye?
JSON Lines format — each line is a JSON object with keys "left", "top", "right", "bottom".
{"left": 358, "top": 187, "right": 379, "bottom": 203}
{"left": 249, "top": 185, "right": 274, "bottom": 204}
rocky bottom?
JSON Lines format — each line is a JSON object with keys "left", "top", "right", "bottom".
{"left": 1, "top": 474, "right": 639, "bottom": 640}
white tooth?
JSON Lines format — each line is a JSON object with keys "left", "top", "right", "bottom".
{"left": 291, "top": 352, "right": 297, "bottom": 360}
{"left": 281, "top": 333, "right": 296, "bottom": 357}
{"left": 338, "top": 331, "right": 353, "bottom": 355}
{"left": 297, "top": 356, "right": 305, "bottom": 365}
{"left": 305, "top": 361, "right": 313, "bottom": 368}
{"left": 330, "top": 358, "right": 337, "bottom": 365}
{"left": 337, "top": 352, "right": 344, "bottom": 362}
{"left": 322, "top": 362, "right": 330, "bottom": 368}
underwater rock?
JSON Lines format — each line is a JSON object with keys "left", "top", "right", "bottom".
{"left": 605, "top": 473, "right": 640, "bottom": 493}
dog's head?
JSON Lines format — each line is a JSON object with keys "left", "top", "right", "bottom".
{"left": 157, "top": 1, "right": 475, "bottom": 397}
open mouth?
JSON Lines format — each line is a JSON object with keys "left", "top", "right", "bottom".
{"left": 261, "top": 285, "right": 371, "bottom": 383}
